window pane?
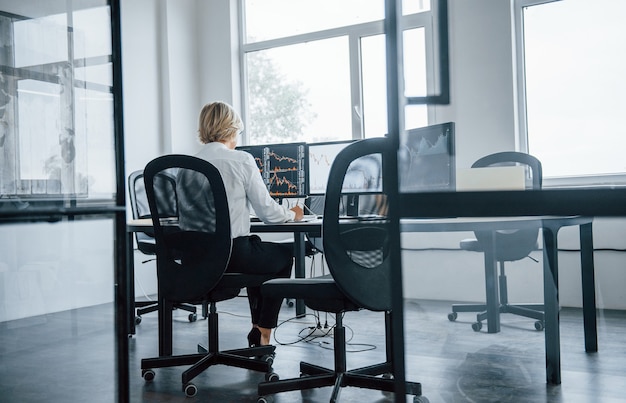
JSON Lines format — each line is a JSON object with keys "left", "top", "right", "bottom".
{"left": 14, "top": 14, "right": 68, "bottom": 67}
{"left": 523, "top": 0, "right": 626, "bottom": 178}
{"left": 403, "top": 27, "right": 428, "bottom": 129}
{"left": 361, "top": 34, "right": 387, "bottom": 138}
{"left": 245, "top": 37, "right": 352, "bottom": 144}
{"left": 403, "top": 0, "right": 431, "bottom": 15}
{"left": 72, "top": 7, "right": 112, "bottom": 59}
{"left": 361, "top": 30, "right": 428, "bottom": 137}
{"left": 244, "top": 0, "right": 384, "bottom": 42}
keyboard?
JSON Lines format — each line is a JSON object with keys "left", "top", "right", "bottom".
{"left": 250, "top": 214, "right": 320, "bottom": 223}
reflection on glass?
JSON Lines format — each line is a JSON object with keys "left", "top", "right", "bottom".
{"left": 0, "top": 1, "right": 115, "bottom": 201}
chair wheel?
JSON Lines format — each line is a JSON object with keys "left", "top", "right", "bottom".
{"left": 188, "top": 313, "right": 197, "bottom": 322}
{"left": 257, "top": 396, "right": 273, "bottom": 403}
{"left": 261, "top": 353, "right": 275, "bottom": 367}
{"left": 472, "top": 322, "right": 482, "bottom": 332}
{"left": 142, "top": 369, "right": 155, "bottom": 382}
{"left": 414, "top": 395, "right": 430, "bottom": 403}
{"left": 265, "top": 371, "right": 279, "bottom": 382}
{"left": 135, "top": 315, "right": 142, "bottom": 325}
{"left": 184, "top": 382, "right": 197, "bottom": 397}
{"left": 447, "top": 312, "right": 457, "bottom": 321}
{"left": 286, "top": 299, "right": 294, "bottom": 307}
{"left": 534, "top": 321, "right": 544, "bottom": 331}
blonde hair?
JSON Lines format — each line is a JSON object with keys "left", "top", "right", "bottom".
{"left": 197, "top": 101, "right": 244, "bottom": 144}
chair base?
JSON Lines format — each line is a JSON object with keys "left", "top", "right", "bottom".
{"left": 135, "top": 301, "right": 199, "bottom": 323}
{"left": 449, "top": 302, "right": 545, "bottom": 331}
{"left": 259, "top": 360, "right": 421, "bottom": 403}
{"left": 142, "top": 344, "right": 276, "bottom": 396}
{"left": 257, "top": 317, "right": 422, "bottom": 402}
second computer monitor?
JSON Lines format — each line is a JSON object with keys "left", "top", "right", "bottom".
{"left": 307, "top": 139, "right": 384, "bottom": 195}
{"left": 308, "top": 140, "right": 354, "bottom": 195}
{"left": 237, "top": 142, "right": 308, "bottom": 198}
{"left": 399, "top": 122, "right": 455, "bottom": 193}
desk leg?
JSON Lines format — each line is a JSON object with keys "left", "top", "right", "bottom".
{"left": 542, "top": 227, "right": 561, "bottom": 385}
{"left": 294, "top": 232, "right": 306, "bottom": 317}
{"left": 580, "top": 222, "right": 598, "bottom": 352}
{"left": 483, "top": 231, "right": 500, "bottom": 333}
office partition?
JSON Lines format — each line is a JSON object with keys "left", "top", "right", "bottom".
{"left": 0, "top": 0, "right": 127, "bottom": 401}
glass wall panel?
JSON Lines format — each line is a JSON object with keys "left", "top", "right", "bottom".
{"left": 0, "top": 0, "right": 122, "bottom": 401}
{"left": 0, "top": 0, "right": 116, "bottom": 203}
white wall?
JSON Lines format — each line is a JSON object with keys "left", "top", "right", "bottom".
{"left": 436, "top": 0, "right": 518, "bottom": 170}
{"left": 118, "top": 0, "right": 626, "bottom": 310}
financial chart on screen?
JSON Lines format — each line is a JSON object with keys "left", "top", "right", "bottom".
{"left": 399, "top": 122, "right": 455, "bottom": 193}
{"left": 237, "top": 142, "right": 308, "bottom": 198}
{"left": 308, "top": 139, "right": 383, "bottom": 195}
{"left": 307, "top": 140, "right": 354, "bottom": 195}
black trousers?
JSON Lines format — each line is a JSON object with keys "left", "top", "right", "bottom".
{"left": 226, "top": 235, "right": 293, "bottom": 329}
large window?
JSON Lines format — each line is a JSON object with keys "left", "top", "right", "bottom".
{"left": 241, "top": 0, "right": 434, "bottom": 145}
{"left": 515, "top": 0, "right": 626, "bottom": 184}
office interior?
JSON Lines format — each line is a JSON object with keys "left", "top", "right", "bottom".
{"left": 1, "top": 0, "right": 626, "bottom": 402}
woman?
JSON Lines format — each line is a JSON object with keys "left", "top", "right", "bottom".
{"left": 192, "top": 101, "right": 303, "bottom": 347}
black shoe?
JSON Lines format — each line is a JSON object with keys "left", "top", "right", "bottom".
{"left": 247, "top": 327, "right": 261, "bottom": 347}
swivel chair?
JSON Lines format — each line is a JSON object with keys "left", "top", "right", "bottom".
{"left": 448, "top": 152, "right": 544, "bottom": 331}
{"left": 128, "top": 170, "right": 197, "bottom": 324}
{"left": 257, "top": 138, "right": 426, "bottom": 403}
{"left": 139, "top": 155, "right": 277, "bottom": 397}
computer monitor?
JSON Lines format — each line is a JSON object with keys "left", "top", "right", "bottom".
{"left": 307, "top": 139, "right": 383, "bottom": 217}
{"left": 237, "top": 142, "right": 308, "bottom": 198}
{"left": 307, "top": 140, "right": 355, "bottom": 195}
{"left": 398, "top": 122, "right": 455, "bottom": 193}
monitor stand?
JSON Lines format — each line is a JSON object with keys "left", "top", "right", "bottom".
{"left": 346, "top": 194, "right": 359, "bottom": 217}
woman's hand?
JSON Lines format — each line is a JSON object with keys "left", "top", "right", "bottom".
{"left": 290, "top": 205, "right": 304, "bottom": 221}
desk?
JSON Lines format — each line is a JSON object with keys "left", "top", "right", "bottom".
{"left": 127, "top": 215, "right": 596, "bottom": 385}
{"left": 400, "top": 216, "right": 596, "bottom": 385}
{"left": 252, "top": 216, "right": 596, "bottom": 385}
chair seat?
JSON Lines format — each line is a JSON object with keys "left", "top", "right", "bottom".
{"left": 262, "top": 275, "right": 360, "bottom": 313}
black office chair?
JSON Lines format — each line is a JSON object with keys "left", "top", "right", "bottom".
{"left": 448, "top": 151, "right": 544, "bottom": 331}
{"left": 128, "top": 170, "right": 198, "bottom": 324}
{"left": 139, "top": 155, "right": 277, "bottom": 397}
{"left": 257, "top": 138, "right": 425, "bottom": 403}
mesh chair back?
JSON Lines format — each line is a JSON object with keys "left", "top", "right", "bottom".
{"left": 322, "top": 137, "right": 392, "bottom": 311}
{"left": 143, "top": 155, "right": 232, "bottom": 302}
{"left": 129, "top": 170, "right": 177, "bottom": 254}
{"left": 472, "top": 152, "right": 543, "bottom": 261}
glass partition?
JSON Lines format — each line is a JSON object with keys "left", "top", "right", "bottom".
{"left": 0, "top": 0, "right": 126, "bottom": 401}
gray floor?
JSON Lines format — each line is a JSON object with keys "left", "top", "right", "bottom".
{"left": 1, "top": 297, "right": 625, "bottom": 402}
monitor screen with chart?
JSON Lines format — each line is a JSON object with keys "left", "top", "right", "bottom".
{"left": 308, "top": 139, "right": 383, "bottom": 195}
{"left": 398, "top": 122, "right": 455, "bottom": 193}
{"left": 307, "top": 140, "right": 354, "bottom": 195}
{"left": 307, "top": 139, "right": 383, "bottom": 217}
{"left": 237, "top": 142, "right": 308, "bottom": 198}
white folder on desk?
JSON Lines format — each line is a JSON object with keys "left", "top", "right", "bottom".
{"left": 456, "top": 165, "right": 526, "bottom": 191}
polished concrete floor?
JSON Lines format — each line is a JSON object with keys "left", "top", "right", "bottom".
{"left": 1, "top": 297, "right": 626, "bottom": 402}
